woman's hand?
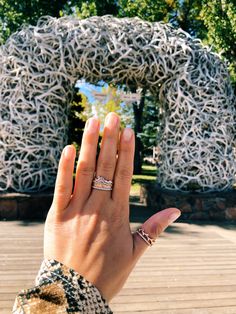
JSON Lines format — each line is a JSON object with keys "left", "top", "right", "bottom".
{"left": 44, "top": 112, "right": 181, "bottom": 301}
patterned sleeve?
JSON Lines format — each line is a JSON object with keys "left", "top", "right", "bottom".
{"left": 13, "top": 259, "right": 113, "bottom": 314}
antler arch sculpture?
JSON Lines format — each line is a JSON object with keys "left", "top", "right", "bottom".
{"left": 0, "top": 15, "right": 235, "bottom": 192}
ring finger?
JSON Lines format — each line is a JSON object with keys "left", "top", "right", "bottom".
{"left": 91, "top": 112, "right": 120, "bottom": 199}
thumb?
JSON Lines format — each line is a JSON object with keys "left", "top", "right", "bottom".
{"left": 133, "top": 207, "right": 181, "bottom": 258}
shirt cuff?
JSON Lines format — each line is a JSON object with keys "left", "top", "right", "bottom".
{"left": 13, "top": 259, "right": 113, "bottom": 314}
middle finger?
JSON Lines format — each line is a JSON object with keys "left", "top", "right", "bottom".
{"left": 91, "top": 112, "right": 120, "bottom": 199}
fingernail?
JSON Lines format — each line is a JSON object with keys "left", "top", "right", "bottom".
{"left": 123, "top": 128, "right": 133, "bottom": 141}
{"left": 86, "top": 117, "right": 99, "bottom": 133}
{"left": 63, "top": 145, "right": 73, "bottom": 159}
{"left": 168, "top": 211, "right": 181, "bottom": 224}
{"left": 105, "top": 113, "right": 118, "bottom": 128}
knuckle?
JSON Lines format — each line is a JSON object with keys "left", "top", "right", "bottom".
{"left": 111, "top": 211, "right": 127, "bottom": 228}
{"left": 99, "top": 160, "right": 115, "bottom": 173}
{"left": 56, "top": 183, "right": 67, "bottom": 194}
{"left": 60, "top": 159, "right": 70, "bottom": 173}
{"left": 84, "top": 131, "right": 98, "bottom": 144}
{"left": 117, "top": 167, "right": 133, "bottom": 180}
{"left": 120, "top": 143, "right": 131, "bottom": 153}
{"left": 77, "top": 162, "right": 95, "bottom": 177}
{"left": 104, "top": 131, "right": 114, "bottom": 140}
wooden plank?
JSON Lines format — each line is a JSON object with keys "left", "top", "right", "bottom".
{"left": 119, "top": 307, "right": 236, "bottom": 314}
{"left": 111, "top": 299, "right": 236, "bottom": 312}
{"left": 118, "top": 285, "right": 236, "bottom": 295}
{"left": 112, "top": 291, "right": 236, "bottom": 303}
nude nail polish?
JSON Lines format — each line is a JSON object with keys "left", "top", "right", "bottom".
{"left": 86, "top": 118, "right": 99, "bottom": 133}
{"left": 123, "top": 128, "right": 133, "bottom": 141}
{"left": 105, "top": 113, "right": 118, "bottom": 128}
{"left": 63, "top": 145, "right": 72, "bottom": 159}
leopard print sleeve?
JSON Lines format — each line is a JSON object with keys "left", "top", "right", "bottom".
{"left": 13, "top": 259, "right": 113, "bottom": 313}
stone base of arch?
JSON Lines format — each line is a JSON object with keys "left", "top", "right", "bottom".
{"left": 140, "top": 184, "right": 236, "bottom": 222}
{"left": 0, "top": 192, "right": 53, "bottom": 220}
{"left": 1, "top": 188, "right": 236, "bottom": 222}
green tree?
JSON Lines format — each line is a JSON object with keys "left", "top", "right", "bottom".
{"left": 62, "top": 0, "right": 118, "bottom": 17}
{"left": 170, "top": 0, "right": 206, "bottom": 37}
{"left": 0, "top": 0, "right": 23, "bottom": 44}
{"left": 118, "top": 0, "right": 176, "bottom": 22}
{"left": 200, "top": 0, "right": 236, "bottom": 84}
{"left": 170, "top": 1, "right": 236, "bottom": 85}
{"left": 0, "top": 0, "right": 68, "bottom": 44}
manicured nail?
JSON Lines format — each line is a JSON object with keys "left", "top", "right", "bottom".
{"left": 123, "top": 128, "right": 133, "bottom": 141}
{"left": 105, "top": 113, "right": 118, "bottom": 128}
{"left": 86, "top": 117, "right": 99, "bottom": 133}
{"left": 168, "top": 211, "right": 181, "bottom": 224}
{"left": 64, "top": 145, "right": 73, "bottom": 159}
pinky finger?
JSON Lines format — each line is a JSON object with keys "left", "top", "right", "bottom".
{"left": 52, "top": 145, "right": 76, "bottom": 212}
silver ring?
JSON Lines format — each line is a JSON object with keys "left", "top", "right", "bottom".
{"left": 92, "top": 175, "right": 113, "bottom": 191}
{"left": 136, "top": 228, "right": 155, "bottom": 246}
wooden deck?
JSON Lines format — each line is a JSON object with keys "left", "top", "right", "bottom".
{"left": 0, "top": 220, "right": 236, "bottom": 313}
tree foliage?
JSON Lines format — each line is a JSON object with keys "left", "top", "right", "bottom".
{"left": 200, "top": 0, "right": 236, "bottom": 83}
{"left": 0, "top": 0, "right": 68, "bottom": 43}
{"left": 170, "top": 0, "right": 206, "bottom": 37}
{"left": 118, "top": 0, "right": 176, "bottom": 22}
{"left": 61, "top": 0, "right": 118, "bottom": 17}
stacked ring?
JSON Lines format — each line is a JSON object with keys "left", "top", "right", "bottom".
{"left": 136, "top": 228, "right": 155, "bottom": 246}
{"left": 92, "top": 175, "right": 113, "bottom": 191}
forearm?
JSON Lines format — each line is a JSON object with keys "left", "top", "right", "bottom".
{"left": 13, "top": 259, "right": 112, "bottom": 314}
